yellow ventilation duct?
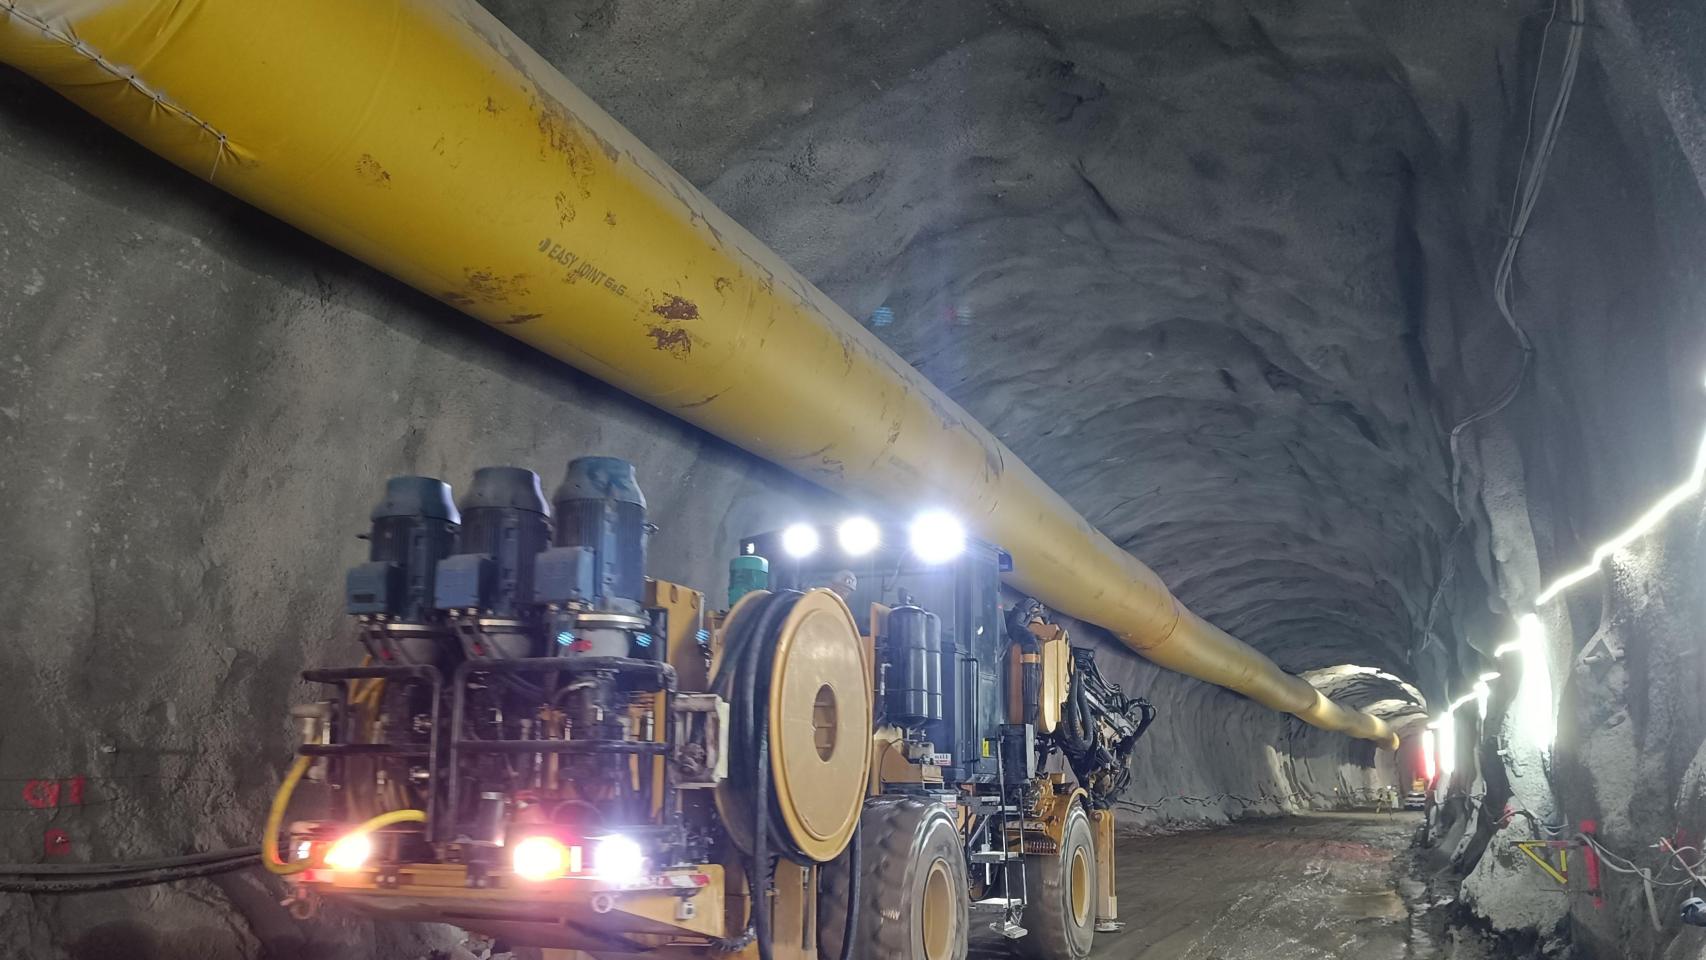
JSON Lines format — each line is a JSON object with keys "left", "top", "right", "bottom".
{"left": 0, "top": 0, "right": 1397, "bottom": 748}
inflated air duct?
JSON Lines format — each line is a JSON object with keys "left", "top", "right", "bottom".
{"left": 0, "top": 0, "right": 1396, "bottom": 747}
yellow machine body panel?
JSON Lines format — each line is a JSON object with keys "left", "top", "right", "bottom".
{"left": 648, "top": 579, "right": 708, "bottom": 693}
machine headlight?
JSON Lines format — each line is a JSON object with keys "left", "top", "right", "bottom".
{"left": 512, "top": 835, "right": 577, "bottom": 882}
{"left": 594, "top": 834, "right": 645, "bottom": 883}
{"left": 908, "top": 510, "right": 965, "bottom": 564}
{"left": 781, "top": 523, "right": 820, "bottom": 558}
{"left": 836, "top": 516, "right": 880, "bottom": 556}
{"left": 324, "top": 832, "right": 372, "bottom": 872}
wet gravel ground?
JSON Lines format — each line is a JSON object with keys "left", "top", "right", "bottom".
{"left": 971, "top": 811, "right": 1425, "bottom": 960}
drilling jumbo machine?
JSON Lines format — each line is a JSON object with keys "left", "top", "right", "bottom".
{"left": 266, "top": 456, "right": 1154, "bottom": 960}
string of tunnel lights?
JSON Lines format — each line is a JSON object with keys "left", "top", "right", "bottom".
{"left": 1424, "top": 384, "right": 1706, "bottom": 777}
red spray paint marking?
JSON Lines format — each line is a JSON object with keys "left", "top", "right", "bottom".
{"left": 43, "top": 829, "right": 71, "bottom": 857}
{"left": 1580, "top": 819, "right": 1603, "bottom": 909}
{"left": 23, "top": 780, "right": 60, "bottom": 809}
{"left": 21, "top": 776, "right": 86, "bottom": 809}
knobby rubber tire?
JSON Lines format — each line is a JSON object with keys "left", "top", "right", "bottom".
{"left": 818, "top": 797, "right": 968, "bottom": 960}
{"left": 1015, "top": 805, "right": 1095, "bottom": 959}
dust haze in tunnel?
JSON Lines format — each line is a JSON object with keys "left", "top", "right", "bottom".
{"left": 8, "top": 0, "right": 1706, "bottom": 955}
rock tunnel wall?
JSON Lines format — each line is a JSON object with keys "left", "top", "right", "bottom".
{"left": 1399, "top": 0, "right": 1706, "bottom": 956}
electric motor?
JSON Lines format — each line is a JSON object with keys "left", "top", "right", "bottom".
{"left": 348, "top": 476, "right": 460, "bottom": 620}
{"left": 534, "top": 456, "right": 651, "bottom": 656}
{"left": 345, "top": 475, "right": 459, "bottom": 663}
{"left": 552, "top": 456, "right": 648, "bottom": 610}
{"left": 434, "top": 466, "right": 552, "bottom": 618}
{"left": 432, "top": 466, "right": 553, "bottom": 659}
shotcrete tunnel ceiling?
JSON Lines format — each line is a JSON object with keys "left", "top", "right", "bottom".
{"left": 485, "top": 0, "right": 1476, "bottom": 699}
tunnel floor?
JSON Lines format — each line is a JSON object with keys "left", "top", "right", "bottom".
{"left": 970, "top": 811, "right": 1425, "bottom": 960}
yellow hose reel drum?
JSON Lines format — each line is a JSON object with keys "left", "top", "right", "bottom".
{"left": 715, "top": 588, "right": 872, "bottom": 863}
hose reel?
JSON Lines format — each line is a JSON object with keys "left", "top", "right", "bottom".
{"left": 711, "top": 588, "right": 871, "bottom": 958}
{"left": 713, "top": 588, "right": 872, "bottom": 864}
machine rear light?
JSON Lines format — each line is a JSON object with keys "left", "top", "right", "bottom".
{"left": 324, "top": 833, "right": 372, "bottom": 872}
{"left": 512, "top": 835, "right": 580, "bottom": 882}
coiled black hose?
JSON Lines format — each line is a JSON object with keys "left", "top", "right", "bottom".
{"left": 709, "top": 591, "right": 859, "bottom": 960}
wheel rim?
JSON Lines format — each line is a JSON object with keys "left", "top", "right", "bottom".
{"left": 1069, "top": 845, "right": 1091, "bottom": 926}
{"left": 922, "top": 857, "right": 954, "bottom": 960}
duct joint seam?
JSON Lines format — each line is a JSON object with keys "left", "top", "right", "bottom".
{"left": 0, "top": 1, "right": 238, "bottom": 176}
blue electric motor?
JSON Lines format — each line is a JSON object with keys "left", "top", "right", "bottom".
{"left": 346, "top": 475, "right": 460, "bottom": 662}
{"left": 433, "top": 466, "right": 552, "bottom": 618}
{"left": 534, "top": 456, "right": 651, "bottom": 656}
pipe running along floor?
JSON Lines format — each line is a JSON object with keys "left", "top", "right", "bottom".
{"left": 971, "top": 812, "right": 1425, "bottom": 960}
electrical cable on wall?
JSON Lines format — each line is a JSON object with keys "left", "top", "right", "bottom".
{"left": 1445, "top": 0, "right": 1585, "bottom": 514}
{"left": 1418, "top": 0, "right": 1586, "bottom": 806}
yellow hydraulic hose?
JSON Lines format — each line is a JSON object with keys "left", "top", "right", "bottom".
{"left": 263, "top": 753, "right": 427, "bottom": 874}
{"left": 351, "top": 656, "right": 384, "bottom": 709}
{"left": 262, "top": 756, "right": 313, "bottom": 876}
{"left": 341, "top": 809, "right": 428, "bottom": 836}
{"left": 0, "top": 0, "right": 1396, "bottom": 748}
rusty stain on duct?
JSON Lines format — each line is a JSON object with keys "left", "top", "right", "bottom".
{"left": 652, "top": 296, "right": 700, "bottom": 321}
{"left": 647, "top": 326, "right": 695, "bottom": 357}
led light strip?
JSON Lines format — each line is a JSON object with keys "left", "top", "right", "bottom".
{"left": 1424, "top": 378, "right": 1706, "bottom": 764}
{"left": 1533, "top": 428, "right": 1706, "bottom": 605}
